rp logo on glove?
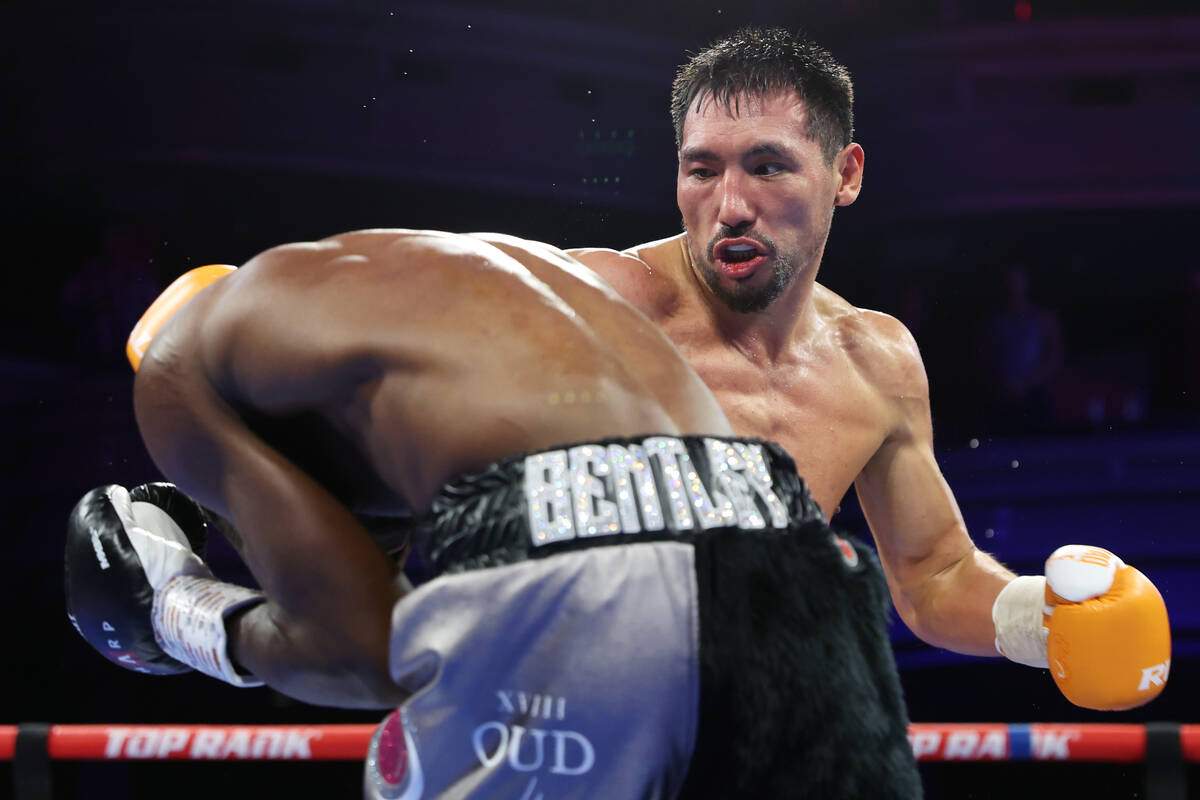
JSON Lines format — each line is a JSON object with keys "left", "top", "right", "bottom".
{"left": 1138, "top": 659, "right": 1170, "bottom": 692}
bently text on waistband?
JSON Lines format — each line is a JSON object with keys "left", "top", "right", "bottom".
{"left": 524, "top": 437, "right": 788, "bottom": 547}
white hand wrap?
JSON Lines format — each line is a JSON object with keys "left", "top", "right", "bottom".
{"left": 152, "top": 574, "right": 266, "bottom": 687}
{"left": 992, "top": 575, "right": 1049, "bottom": 668}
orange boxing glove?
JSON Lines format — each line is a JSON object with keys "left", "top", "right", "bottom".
{"left": 992, "top": 545, "right": 1170, "bottom": 711}
{"left": 126, "top": 264, "right": 236, "bottom": 371}
{"left": 1043, "top": 545, "right": 1171, "bottom": 710}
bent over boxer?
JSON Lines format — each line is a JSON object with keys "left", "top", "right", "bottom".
{"left": 66, "top": 227, "right": 1170, "bottom": 799}
{"left": 67, "top": 229, "right": 923, "bottom": 798}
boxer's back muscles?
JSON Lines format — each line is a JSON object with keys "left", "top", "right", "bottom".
{"left": 139, "top": 229, "right": 731, "bottom": 516}
{"left": 131, "top": 229, "right": 733, "bottom": 707}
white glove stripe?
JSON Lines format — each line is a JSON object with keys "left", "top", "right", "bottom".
{"left": 105, "top": 487, "right": 210, "bottom": 588}
{"left": 129, "top": 501, "right": 192, "bottom": 549}
{"left": 105, "top": 485, "right": 137, "bottom": 532}
{"left": 126, "top": 527, "right": 211, "bottom": 589}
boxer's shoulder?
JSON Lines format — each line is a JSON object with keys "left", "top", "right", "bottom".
{"left": 153, "top": 237, "right": 422, "bottom": 409}
{"left": 815, "top": 284, "right": 928, "bottom": 401}
{"left": 464, "top": 231, "right": 623, "bottom": 295}
{"left": 568, "top": 235, "right": 684, "bottom": 320}
{"left": 240, "top": 228, "right": 476, "bottom": 285}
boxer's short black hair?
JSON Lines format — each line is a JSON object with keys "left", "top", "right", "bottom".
{"left": 670, "top": 27, "right": 854, "bottom": 164}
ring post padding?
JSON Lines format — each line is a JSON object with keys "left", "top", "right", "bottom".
{"left": 1145, "top": 722, "right": 1185, "bottom": 800}
{"left": 13, "top": 723, "right": 52, "bottom": 800}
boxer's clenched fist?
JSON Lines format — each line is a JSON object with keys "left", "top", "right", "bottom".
{"left": 993, "top": 545, "right": 1170, "bottom": 711}
{"left": 1044, "top": 546, "right": 1171, "bottom": 709}
{"left": 65, "top": 482, "right": 264, "bottom": 686}
{"left": 65, "top": 483, "right": 211, "bottom": 675}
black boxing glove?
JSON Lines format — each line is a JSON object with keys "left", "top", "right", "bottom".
{"left": 65, "top": 483, "right": 264, "bottom": 685}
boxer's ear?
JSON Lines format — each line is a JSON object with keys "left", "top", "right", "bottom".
{"left": 833, "top": 143, "right": 864, "bottom": 207}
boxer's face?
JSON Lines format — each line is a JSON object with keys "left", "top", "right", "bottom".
{"left": 677, "top": 89, "right": 861, "bottom": 313}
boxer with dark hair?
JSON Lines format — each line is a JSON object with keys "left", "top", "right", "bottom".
{"left": 68, "top": 230, "right": 924, "bottom": 797}
{"left": 573, "top": 26, "right": 1170, "bottom": 789}
{"left": 66, "top": 27, "right": 1170, "bottom": 800}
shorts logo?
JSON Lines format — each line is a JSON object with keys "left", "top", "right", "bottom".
{"left": 524, "top": 437, "right": 788, "bottom": 547}
{"left": 367, "top": 709, "right": 425, "bottom": 800}
{"left": 472, "top": 723, "right": 595, "bottom": 776}
{"left": 473, "top": 690, "right": 594, "bottom": 779}
{"left": 832, "top": 535, "right": 859, "bottom": 568}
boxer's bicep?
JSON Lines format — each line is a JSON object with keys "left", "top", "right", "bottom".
{"left": 854, "top": 323, "right": 1013, "bottom": 653}
{"left": 856, "top": 418, "right": 1007, "bottom": 655}
{"left": 862, "top": 451, "right": 1014, "bottom": 659}
{"left": 856, "top": 423, "right": 972, "bottom": 611}
{"left": 851, "top": 318, "right": 969, "bottom": 601}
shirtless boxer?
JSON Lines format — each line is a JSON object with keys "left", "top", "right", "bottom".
{"left": 66, "top": 26, "right": 1169, "bottom": 800}
{"left": 67, "top": 229, "right": 924, "bottom": 797}
{"left": 566, "top": 27, "right": 1171, "bottom": 698}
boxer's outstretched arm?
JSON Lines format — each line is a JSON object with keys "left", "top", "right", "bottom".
{"left": 853, "top": 315, "right": 1014, "bottom": 657}
{"left": 133, "top": 270, "right": 404, "bottom": 709}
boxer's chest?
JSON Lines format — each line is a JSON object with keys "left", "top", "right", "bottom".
{"left": 674, "top": 343, "right": 890, "bottom": 518}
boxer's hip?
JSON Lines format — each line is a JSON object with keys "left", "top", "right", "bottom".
{"left": 366, "top": 435, "right": 919, "bottom": 799}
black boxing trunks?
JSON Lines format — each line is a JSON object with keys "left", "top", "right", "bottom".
{"left": 364, "top": 436, "right": 922, "bottom": 799}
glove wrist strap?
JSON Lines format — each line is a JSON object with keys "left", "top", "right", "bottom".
{"left": 992, "top": 575, "right": 1050, "bottom": 668}
{"left": 152, "top": 575, "right": 266, "bottom": 687}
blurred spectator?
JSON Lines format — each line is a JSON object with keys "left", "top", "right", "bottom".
{"left": 60, "top": 222, "right": 162, "bottom": 366}
{"left": 981, "top": 264, "right": 1065, "bottom": 434}
{"left": 1052, "top": 350, "right": 1150, "bottom": 429}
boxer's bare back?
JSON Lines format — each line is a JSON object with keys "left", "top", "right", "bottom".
{"left": 135, "top": 228, "right": 731, "bottom": 521}
{"left": 132, "top": 228, "right": 735, "bottom": 706}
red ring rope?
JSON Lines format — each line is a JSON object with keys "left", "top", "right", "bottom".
{"left": 0, "top": 723, "right": 1197, "bottom": 762}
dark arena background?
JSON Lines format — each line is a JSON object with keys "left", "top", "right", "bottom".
{"left": 4, "top": 1, "right": 1199, "bottom": 797}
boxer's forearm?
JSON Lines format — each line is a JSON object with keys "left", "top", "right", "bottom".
{"left": 228, "top": 601, "right": 406, "bottom": 709}
{"left": 902, "top": 547, "right": 1015, "bottom": 657}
